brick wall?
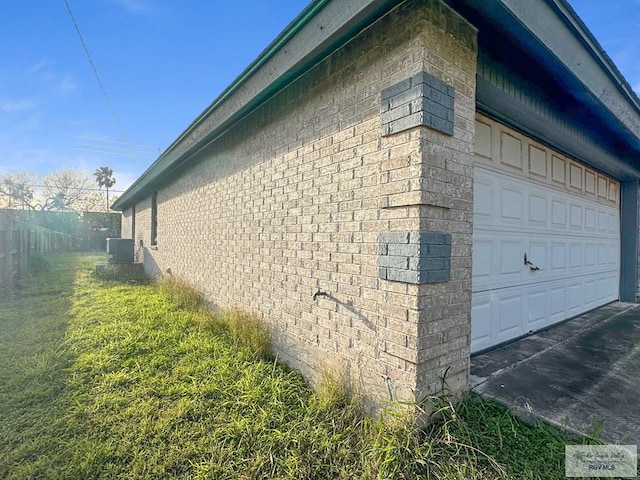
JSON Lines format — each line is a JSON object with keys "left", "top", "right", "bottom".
{"left": 130, "top": 0, "right": 477, "bottom": 411}
{"left": 121, "top": 208, "right": 132, "bottom": 238}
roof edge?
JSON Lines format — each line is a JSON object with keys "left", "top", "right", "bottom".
{"left": 113, "top": 0, "right": 397, "bottom": 210}
{"left": 497, "top": 0, "right": 640, "bottom": 136}
{"left": 548, "top": 0, "right": 640, "bottom": 113}
{"left": 445, "top": 0, "right": 640, "bottom": 158}
{"left": 113, "top": 0, "right": 329, "bottom": 210}
{"left": 166, "top": 0, "right": 331, "bottom": 157}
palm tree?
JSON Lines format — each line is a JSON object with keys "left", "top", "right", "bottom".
{"left": 94, "top": 166, "right": 116, "bottom": 211}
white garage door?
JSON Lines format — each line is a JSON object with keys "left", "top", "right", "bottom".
{"left": 471, "top": 115, "right": 620, "bottom": 353}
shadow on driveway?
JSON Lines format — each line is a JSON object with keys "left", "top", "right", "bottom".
{"left": 471, "top": 302, "right": 640, "bottom": 444}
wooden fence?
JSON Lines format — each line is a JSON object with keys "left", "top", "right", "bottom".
{"left": 0, "top": 211, "right": 73, "bottom": 287}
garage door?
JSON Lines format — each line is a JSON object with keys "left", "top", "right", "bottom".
{"left": 471, "top": 115, "right": 620, "bottom": 353}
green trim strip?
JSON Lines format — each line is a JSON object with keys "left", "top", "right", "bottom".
{"left": 172, "top": 0, "right": 331, "bottom": 152}
{"left": 113, "top": 0, "right": 331, "bottom": 210}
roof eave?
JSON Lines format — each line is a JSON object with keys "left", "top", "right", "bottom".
{"left": 112, "top": 0, "right": 401, "bottom": 211}
{"left": 447, "top": 0, "right": 640, "bottom": 149}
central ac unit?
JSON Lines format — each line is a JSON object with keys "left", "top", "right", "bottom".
{"left": 106, "top": 238, "right": 134, "bottom": 264}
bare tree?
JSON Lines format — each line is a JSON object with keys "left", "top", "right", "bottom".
{"left": 94, "top": 166, "right": 116, "bottom": 211}
{"left": 0, "top": 169, "right": 106, "bottom": 212}
{"left": 41, "top": 169, "right": 102, "bottom": 212}
{"left": 0, "top": 172, "right": 37, "bottom": 209}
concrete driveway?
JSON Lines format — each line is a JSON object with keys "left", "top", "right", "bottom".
{"left": 471, "top": 302, "right": 640, "bottom": 444}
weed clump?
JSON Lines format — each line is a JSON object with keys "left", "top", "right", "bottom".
{"left": 157, "top": 276, "right": 272, "bottom": 360}
{"left": 93, "top": 264, "right": 148, "bottom": 284}
{"left": 362, "top": 391, "right": 510, "bottom": 480}
{"left": 312, "top": 365, "right": 364, "bottom": 429}
{"left": 219, "top": 309, "right": 272, "bottom": 361}
{"left": 28, "top": 253, "right": 50, "bottom": 273}
{"left": 156, "top": 275, "right": 205, "bottom": 311}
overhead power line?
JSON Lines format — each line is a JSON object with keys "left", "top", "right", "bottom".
{"left": 74, "top": 147, "right": 156, "bottom": 159}
{"left": 69, "top": 134, "right": 159, "bottom": 151}
{"left": 1, "top": 182, "right": 127, "bottom": 194}
{"left": 0, "top": 174, "right": 126, "bottom": 194}
{"left": 64, "top": 0, "right": 141, "bottom": 162}
{"left": 69, "top": 135, "right": 160, "bottom": 161}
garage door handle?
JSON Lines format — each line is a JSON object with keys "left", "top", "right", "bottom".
{"left": 524, "top": 253, "right": 540, "bottom": 271}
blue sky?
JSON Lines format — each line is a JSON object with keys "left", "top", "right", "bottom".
{"left": 571, "top": 0, "right": 640, "bottom": 93}
{"left": 0, "top": 1, "right": 638, "bottom": 195}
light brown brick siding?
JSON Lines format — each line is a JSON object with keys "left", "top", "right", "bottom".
{"left": 129, "top": 0, "right": 477, "bottom": 410}
{"left": 122, "top": 208, "right": 132, "bottom": 238}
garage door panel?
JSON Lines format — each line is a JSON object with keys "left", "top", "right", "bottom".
{"left": 471, "top": 294, "right": 493, "bottom": 350}
{"left": 568, "top": 282, "right": 584, "bottom": 315}
{"left": 569, "top": 204, "right": 583, "bottom": 229}
{"left": 552, "top": 155, "right": 566, "bottom": 184}
{"left": 599, "top": 273, "right": 618, "bottom": 301}
{"left": 501, "top": 188, "right": 524, "bottom": 223}
{"left": 597, "top": 277, "right": 609, "bottom": 302}
{"left": 501, "top": 131, "right": 523, "bottom": 169}
{"left": 529, "top": 242, "right": 547, "bottom": 271}
{"left": 497, "top": 294, "right": 523, "bottom": 338}
{"left": 609, "top": 181, "right": 619, "bottom": 202}
{"left": 471, "top": 278, "right": 618, "bottom": 352}
{"left": 529, "top": 194, "right": 547, "bottom": 224}
{"left": 598, "top": 243, "right": 609, "bottom": 266}
{"left": 609, "top": 212, "right": 618, "bottom": 234}
{"left": 598, "top": 211, "right": 608, "bottom": 232}
{"left": 598, "top": 176, "right": 608, "bottom": 198}
{"left": 550, "top": 243, "right": 566, "bottom": 271}
{"left": 584, "top": 279, "right": 597, "bottom": 309}
{"left": 609, "top": 243, "right": 619, "bottom": 265}
{"left": 472, "top": 233, "right": 529, "bottom": 291}
{"left": 550, "top": 286, "right": 566, "bottom": 322}
{"left": 500, "top": 241, "right": 524, "bottom": 275}
{"left": 472, "top": 115, "right": 620, "bottom": 353}
{"left": 569, "top": 243, "right": 582, "bottom": 268}
{"left": 585, "top": 243, "right": 597, "bottom": 266}
{"left": 474, "top": 180, "right": 492, "bottom": 217}
{"left": 471, "top": 272, "right": 620, "bottom": 351}
{"left": 526, "top": 289, "right": 547, "bottom": 327}
{"left": 472, "top": 240, "right": 492, "bottom": 281}
{"left": 473, "top": 233, "right": 618, "bottom": 293}
{"left": 585, "top": 208, "right": 597, "bottom": 231}
{"left": 551, "top": 199, "right": 567, "bottom": 228}
{"left": 474, "top": 169, "right": 618, "bottom": 238}
{"left": 569, "top": 164, "right": 582, "bottom": 190}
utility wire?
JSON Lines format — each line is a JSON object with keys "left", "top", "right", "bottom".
{"left": 69, "top": 134, "right": 159, "bottom": 151}
{"left": 74, "top": 147, "right": 156, "bottom": 159}
{"left": 0, "top": 177, "right": 126, "bottom": 194}
{"left": 3, "top": 184, "right": 127, "bottom": 193}
{"left": 64, "top": 0, "right": 139, "bottom": 162}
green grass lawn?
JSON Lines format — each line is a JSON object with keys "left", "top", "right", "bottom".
{"left": 0, "top": 252, "right": 596, "bottom": 479}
